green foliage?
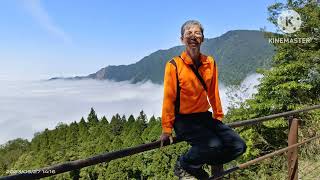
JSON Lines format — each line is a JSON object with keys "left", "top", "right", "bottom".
{"left": 225, "top": 0, "right": 320, "bottom": 178}
{"left": 87, "top": 108, "right": 99, "bottom": 125}
{"left": 109, "top": 114, "right": 124, "bottom": 136}
{"left": 0, "top": 139, "right": 30, "bottom": 175}
{"left": 0, "top": 105, "right": 244, "bottom": 179}
{"left": 0, "top": 108, "right": 190, "bottom": 179}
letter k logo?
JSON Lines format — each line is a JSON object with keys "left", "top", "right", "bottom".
{"left": 285, "top": 16, "right": 294, "bottom": 27}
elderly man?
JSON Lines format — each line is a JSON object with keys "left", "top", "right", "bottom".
{"left": 160, "top": 20, "right": 247, "bottom": 180}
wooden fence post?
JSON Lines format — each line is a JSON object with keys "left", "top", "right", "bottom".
{"left": 288, "top": 117, "right": 299, "bottom": 180}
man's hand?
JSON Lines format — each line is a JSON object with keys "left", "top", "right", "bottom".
{"left": 159, "top": 132, "right": 173, "bottom": 148}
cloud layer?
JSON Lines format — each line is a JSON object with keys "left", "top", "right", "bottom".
{"left": 0, "top": 74, "right": 262, "bottom": 145}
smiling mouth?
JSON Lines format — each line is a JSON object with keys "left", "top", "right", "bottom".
{"left": 189, "top": 42, "right": 198, "bottom": 46}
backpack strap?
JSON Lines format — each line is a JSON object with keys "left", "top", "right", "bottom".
{"left": 169, "top": 58, "right": 180, "bottom": 115}
{"left": 179, "top": 56, "right": 207, "bottom": 92}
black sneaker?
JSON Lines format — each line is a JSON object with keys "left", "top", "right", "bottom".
{"left": 174, "top": 159, "right": 197, "bottom": 180}
{"left": 174, "top": 157, "right": 209, "bottom": 180}
{"left": 184, "top": 166, "right": 209, "bottom": 180}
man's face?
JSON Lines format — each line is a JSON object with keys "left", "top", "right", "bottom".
{"left": 181, "top": 25, "right": 203, "bottom": 50}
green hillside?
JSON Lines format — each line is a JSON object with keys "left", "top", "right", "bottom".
{"left": 52, "top": 30, "right": 274, "bottom": 86}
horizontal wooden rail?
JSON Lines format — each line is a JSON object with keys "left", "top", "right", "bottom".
{"left": 1, "top": 104, "right": 320, "bottom": 180}
{"left": 209, "top": 134, "right": 320, "bottom": 180}
{"left": 228, "top": 104, "right": 320, "bottom": 128}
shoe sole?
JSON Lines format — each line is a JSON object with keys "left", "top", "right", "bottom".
{"left": 175, "top": 171, "right": 198, "bottom": 180}
{"left": 179, "top": 177, "right": 197, "bottom": 180}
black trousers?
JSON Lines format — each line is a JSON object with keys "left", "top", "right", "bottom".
{"left": 173, "top": 111, "right": 246, "bottom": 168}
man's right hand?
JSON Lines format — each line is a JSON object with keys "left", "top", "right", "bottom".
{"left": 159, "top": 132, "right": 173, "bottom": 148}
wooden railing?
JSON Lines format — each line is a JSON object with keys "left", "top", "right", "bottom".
{"left": 1, "top": 104, "right": 320, "bottom": 180}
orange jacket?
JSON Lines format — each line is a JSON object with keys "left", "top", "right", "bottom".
{"left": 161, "top": 51, "right": 224, "bottom": 134}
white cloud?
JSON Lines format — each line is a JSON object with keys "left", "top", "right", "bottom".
{"left": 0, "top": 74, "right": 262, "bottom": 145}
{"left": 221, "top": 73, "right": 263, "bottom": 109}
{"left": 0, "top": 79, "right": 163, "bottom": 144}
{"left": 22, "top": 0, "right": 72, "bottom": 44}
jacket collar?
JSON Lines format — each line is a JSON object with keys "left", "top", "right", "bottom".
{"left": 180, "top": 51, "right": 209, "bottom": 65}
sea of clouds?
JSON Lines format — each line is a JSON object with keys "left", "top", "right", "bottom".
{"left": 0, "top": 73, "right": 262, "bottom": 145}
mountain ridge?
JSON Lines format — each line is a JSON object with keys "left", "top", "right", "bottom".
{"left": 50, "top": 30, "right": 275, "bottom": 85}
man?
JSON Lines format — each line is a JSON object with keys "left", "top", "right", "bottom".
{"left": 160, "top": 20, "right": 247, "bottom": 180}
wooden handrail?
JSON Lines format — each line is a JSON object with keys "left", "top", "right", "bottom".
{"left": 209, "top": 134, "right": 320, "bottom": 180}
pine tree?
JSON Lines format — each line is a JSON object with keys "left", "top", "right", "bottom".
{"left": 149, "top": 115, "right": 156, "bottom": 125}
{"left": 78, "top": 117, "right": 89, "bottom": 143}
{"left": 120, "top": 114, "right": 127, "bottom": 123}
{"left": 136, "top": 110, "right": 147, "bottom": 130}
{"left": 100, "top": 116, "right": 108, "bottom": 125}
{"left": 87, "top": 108, "right": 99, "bottom": 125}
{"left": 128, "top": 114, "right": 135, "bottom": 124}
{"left": 110, "top": 114, "right": 124, "bottom": 136}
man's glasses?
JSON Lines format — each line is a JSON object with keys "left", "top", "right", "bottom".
{"left": 184, "top": 31, "right": 203, "bottom": 38}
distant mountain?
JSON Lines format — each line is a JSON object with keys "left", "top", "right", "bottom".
{"left": 50, "top": 30, "right": 275, "bottom": 85}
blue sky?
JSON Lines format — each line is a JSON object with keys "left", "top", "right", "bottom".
{"left": 0, "top": 0, "right": 283, "bottom": 80}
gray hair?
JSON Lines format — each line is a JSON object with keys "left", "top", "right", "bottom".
{"left": 181, "top": 20, "right": 204, "bottom": 37}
